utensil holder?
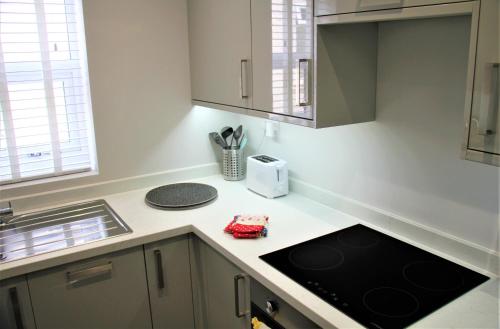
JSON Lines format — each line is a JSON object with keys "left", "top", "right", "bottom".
{"left": 222, "top": 147, "right": 245, "bottom": 181}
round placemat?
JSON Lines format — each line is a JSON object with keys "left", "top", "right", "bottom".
{"left": 145, "top": 183, "right": 218, "bottom": 209}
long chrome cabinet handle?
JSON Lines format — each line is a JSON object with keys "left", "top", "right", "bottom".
{"left": 66, "top": 262, "right": 112, "bottom": 285}
{"left": 298, "top": 59, "right": 312, "bottom": 106}
{"left": 154, "top": 249, "right": 165, "bottom": 289}
{"left": 240, "top": 59, "right": 249, "bottom": 99}
{"left": 478, "top": 62, "right": 499, "bottom": 135}
{"left": 234, "top": 273, "right": 248, "bottom": 318}
{"left": 8, "top": 287, "right": 24, "bottom": 329}
{"left": 497, "top": 63, "right": 500, "bottom": 131}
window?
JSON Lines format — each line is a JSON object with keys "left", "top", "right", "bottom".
{"left": 0, "top": 0, "right": 96, "bottom": 185}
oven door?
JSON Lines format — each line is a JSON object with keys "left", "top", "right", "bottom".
{"left": 250, "top": 280, "right": 320, "bottom": 329}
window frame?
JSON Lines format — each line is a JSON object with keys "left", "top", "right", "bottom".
{"left": 0, "top": 0, "right": 98, "bottom": 187}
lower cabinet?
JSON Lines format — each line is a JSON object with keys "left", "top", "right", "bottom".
{"left": 144, "top": 235, "right": 195, "bottom": 329}
{"left": 0, "top": 276, "right": 36, "bottom": 329}
{"left": 1, "top": 234, "right": 257, "bottom": 329}
{"left": 27, "top": 246, "right": 152, "bottom": 329}
{"left": 189, "top": 235, "right": 251, "bottom": 329}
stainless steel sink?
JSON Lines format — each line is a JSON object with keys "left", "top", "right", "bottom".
{"left": 0, "top": 200, "right": 132, "bottom": 264}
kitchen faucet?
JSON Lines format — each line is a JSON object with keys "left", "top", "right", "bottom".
{"left": 0, "top": 201, "right": 14, "bottom": 226}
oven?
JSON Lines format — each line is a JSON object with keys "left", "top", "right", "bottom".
{"left": 250, "top": 279, "right": 320, "bottom": 329}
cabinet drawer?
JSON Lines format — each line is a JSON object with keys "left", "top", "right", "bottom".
{"left": 27, "top": 246, "right": 151, "bottom": 329}
{"left": 315, "top": 0, "right": 468, "bottom": 16}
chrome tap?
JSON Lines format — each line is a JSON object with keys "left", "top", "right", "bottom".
{"left": 0, "top": 201, "right": 14, "bottom": 226}
{"left": 0, "top": 201, "right": 12, "bottom": 260}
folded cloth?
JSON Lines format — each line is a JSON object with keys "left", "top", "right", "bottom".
{"left": 252, "top": 317, "right": 271, "bottom": 329}
{"left": 224, "top": 215, "right": 269, "bottom": 239}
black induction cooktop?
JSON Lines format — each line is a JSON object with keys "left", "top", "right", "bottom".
{"left": 260, "top": 224, "right": 489, "bottom": 329}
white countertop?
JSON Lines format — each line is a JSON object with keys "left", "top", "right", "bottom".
{"left": 0, "top": 175, "right": 498, "bottom": 328}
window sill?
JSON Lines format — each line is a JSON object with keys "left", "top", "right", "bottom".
{"left": 0, "top": 170, "right": 99, "bottom": 191}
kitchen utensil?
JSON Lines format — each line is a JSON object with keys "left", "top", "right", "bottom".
{"left": 209, "top": 132, "right": 227, "bottom": 148}
{"left": 231, "top": 125, "right": 243, "bottom": 147}
{"left": 220, "top": 126, "right": 233, "bottom": 147}
{"left": 239, "top": 135, "right": 247, "bottom": 149}
{"left": 220, "top": 126, "right": 231, "bottom": 135}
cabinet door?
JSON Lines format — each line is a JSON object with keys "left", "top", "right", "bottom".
{"left": 0, "top": 276, "right": 36, "bottom": 329}
{"left": 252, "top": 0, "right": 314, "bottom": 120}
{"left": 27, "top": 246, "right": 152, "bottom": 329}
{"left": 465, "top": 0, "right": 500, "bottom": 165}
{"left": 188, "top": 0, "right": 252, "bottom": 108}
{"left": 144, "top": 235, "right": 195, "bottom": 329}
{"left": 189, "top": 236, "right": 250, "bottom": 329}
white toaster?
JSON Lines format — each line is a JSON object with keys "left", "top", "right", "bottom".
{"left": 246, "top": 155, "right": 288, "bottom": 198}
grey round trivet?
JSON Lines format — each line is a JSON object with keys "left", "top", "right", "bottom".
{"left": 145, "top": 183, "right": 217, "bottom": 209}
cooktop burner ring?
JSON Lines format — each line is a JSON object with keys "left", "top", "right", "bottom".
{"left": 363, "top": 286, "right": 420, "bottom": 318}
{"left": 337, "top": 227, "right": 380, "bottom": 248}
{"left": 403, "top": 260, "right": 466, "bottom": 292}
{"left": 288, "top": 244, "right": 344, "bottom": 271}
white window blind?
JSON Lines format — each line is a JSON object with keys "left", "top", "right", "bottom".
{"left": 271, "top": 0, "right": 312, "bottom": 116}
{"left": 0, "top": 0, "right": 96, "bottom": 185}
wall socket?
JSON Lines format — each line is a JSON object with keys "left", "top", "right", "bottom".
{"left": 265, "top": 121, "right": 279, "bottom": 138}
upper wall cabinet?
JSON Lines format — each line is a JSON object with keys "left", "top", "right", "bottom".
{"left": 189, "top": 0, "right": 321, "bottom": 127}
{"left": 188, "top": 0, "right": 252, "bottom": 110}
{"left": 251, "top": 0, "right": 315, "bottom": 123}
{"left": 463, "top": 0, "right": 500, "bottom": 166}
{"left": 188, "top": 0, "right": 499, "bottom": 150}
{"left": 315, "top": 0, "right": 469, "bottom": 16}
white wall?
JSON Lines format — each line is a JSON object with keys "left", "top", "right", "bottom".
{"left": 1, "top": 1, "right": 497, "bottom": 253}
{"left": 240, "top": 16, "right": 499, "bottom": 251}
{"left": 1, "top": 0, "right": 239, "bottom": 199}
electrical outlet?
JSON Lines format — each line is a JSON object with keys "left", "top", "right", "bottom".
{"left": 265, "top": 121, "right": 279, "bottom": 138}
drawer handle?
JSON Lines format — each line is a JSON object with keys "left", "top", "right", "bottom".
{"left": 67, "top": 262, "right": 113, "bottom": 285}
{"left": 154, "top": 249, "right": 165, "bottom": 289}
{"left": 233, "top": 273, "right": 248, "bottom": 318}
{"left": 8, "top": 287, "right": 24, "bottom": 329}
